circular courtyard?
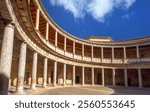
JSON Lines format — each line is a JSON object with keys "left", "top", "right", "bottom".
{"left": 40, "top": 86, "right": 150, "bottom": 95}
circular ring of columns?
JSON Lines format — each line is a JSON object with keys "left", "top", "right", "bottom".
{"left": 0, "top": 0, "right": 149, "bottom": 95}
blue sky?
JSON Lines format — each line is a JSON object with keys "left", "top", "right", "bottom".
{"left": 41, "top": 0, "right": 150, "bottom": 40}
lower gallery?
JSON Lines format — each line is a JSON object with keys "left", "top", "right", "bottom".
{"left": 0, "top": 0, "right": 150, "bottom": 95}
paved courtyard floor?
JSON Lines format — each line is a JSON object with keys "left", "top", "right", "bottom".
{"left": 41, "top": 86, "right": 150, "bottom": 95}
{"left": 9, "top": 85, "right": 150, "bottom": 95}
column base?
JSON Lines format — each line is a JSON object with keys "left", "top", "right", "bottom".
{"left": 15, "top": 90, "right": 26, "bottom": 95}
{"left": 31, "top": 87, "right": 38, "bottom": 91}
{"left": 53, "top": 84, "right": 56, "bottom": 87}
{"left": 102, "top": 85, "right": 105, "bottom": 87}
{"left": 42, "top": 83, "right": 47, "bottom": 88}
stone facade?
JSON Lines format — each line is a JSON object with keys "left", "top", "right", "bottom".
{"left": 0, "top": 0, "right": 150, "bottom": 95}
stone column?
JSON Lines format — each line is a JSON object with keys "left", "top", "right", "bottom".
{"left": 92, "top": 68, "right": 94, "bottom": 86}
{"left": 82, "top": 44, "right": 84, "bottom": 59}
{"left": 16, "top": 42, "right": 27, "bottom": 94}
{"left": 46, "top": 23, "right": 49, "bottom": 40}
{"left": 124, "top": 69, "right": 128, "bottom": 87}
{"left": 55, "top": 31, "right": 57, "bottom": 47}
{"left": 82, "top": 67, "right": 85, "bottom": 85}
{"left": 138, "top": 69, "right": 142, "bottom": 88}
{"left": 53, "top": 61, "right": 57, "bottom": 86}
{"left": 112, "top": 47, "right": 114, "bottom": 63}
{"left": 123, "top": 47, "right": 126, "bottom": 63}
{"left": 112, "top": 68, "right": 116, "bottom": 86}
{"left": 42, "top": 58, "right": 48, "bottom": 87}
{"left": 64, "top": 37, "right": 66, "bottom": 51}
{"left": 101, "top": 47, "right": 103, "bottom": 62}
{"left": 102, "top": 68, "right": 105, "bottom": 86}
{"left": 31, "top": 52, "right": 38, "bottom": 89}
{"left": 91, "top": 46, "right": 94, "bottom": 58}
{"left": 63, "top": 63, "right": 66, "bottom": 86}
{"left": 136, "top": 46, "right": 139, "bottom": 58}
{"left": 73, "top": 41, "right": 75, "bottom": 55}
{"left": 73, "top": 65, "right": 75, "bottom": 86}
{"left": 0, "top": 22, "right": 15, "bottom": 95}
{"left": 35, "top": 8, "right": 40, "bottom": 30}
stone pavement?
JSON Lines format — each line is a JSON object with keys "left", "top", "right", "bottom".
{"left": 8, "top": 85, "right": 150, "bottom": 95}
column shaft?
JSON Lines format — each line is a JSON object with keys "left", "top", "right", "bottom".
{"left": 31, "top": 52, "right": 38, "bottom": 89}
{"left": 91, "top": 46, "right": 94, "bottom": 58}
{"left": 123, "top": 47, "right": 126, "bottom": 58}
{"left": 124, "top": 69, "right": 128, "bottom": 87}
{"left": 92, "top": 68, "right": 94, "bottom": 85}
{"left": 53, "top": 61, "right": 57, "bottom": 86}
{"left": 102, "top": 68, "right": 105, "bottom": 86}
{"left": 35, "top": 8, "right": 40, "bottom": 30}
{"left": 101, "top": 47, "right": 103, "bottom": 62}
{"left": 138, "top": 69, "right": 142, "bottom": 88}
{"left": 63, "top": 63, "right": 66, "bottom": 86}
{"left": 112, "top": 47, "right": 114, "bottom": 62}
{"left": 82, "top": 67, "right": 85, "bottom": 85}
{"left": 0, "top": 22, "right": 15, "bottom": 95}
{"left": 73, "top": 41, "right": 75, "bottom": 55}
{"left": 64, "top": 37, "right": 66, "bottom": 51}
{"left": 82, "top": 44, "right": 84, "bottom": 57}
{"left": 112, "top": 69, "right": 116, "bottom": 86}
{"left": 73, "top": 65, "right": 75, "bottom": 86}
{"left": 42, "top": 58, "right": 48, "bottom": 87}
{"left": 124, "top": 47, "right": 126, "bottom": 63}
{"left": 55, "top": 31, "right": 57, "bottom": 47}
{"left": 16, "top": 42, "right": 27, "bottom": 94}
{"left": 46, "top": 23, "right": 49, "bottom": 40}
{"left": 136, "top": 46, "right": 139, "bottom": 58}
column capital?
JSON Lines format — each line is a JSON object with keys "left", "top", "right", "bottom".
{"left": 22, "top": 41, "right": 27, "bottom": 45}
{"left": 1, "top": 18, "right": 15, "bottom": 26}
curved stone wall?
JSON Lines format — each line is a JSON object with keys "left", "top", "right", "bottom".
{"left": 0, "top": 0, "right": 150, "bottom": 94}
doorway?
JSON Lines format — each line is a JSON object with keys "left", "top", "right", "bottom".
{"left": 75, "top": 76, "right": 80, "bottom": 84}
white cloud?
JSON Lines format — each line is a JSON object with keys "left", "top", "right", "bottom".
{"left": 87, "top": 0, "right": 114, "bottom": 22}
{"left": 49, "top": 0, "right": 136, "bottom": 22}
{"left": 50, "top": 0, "right": 88, "bottom": 19}
{"left": 122, "top": 14, "right": 130, "bottom": 19}
{"left": 122, "top": 12, "right": 134, "bottom": 19}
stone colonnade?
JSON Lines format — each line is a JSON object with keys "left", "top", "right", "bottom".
{"left": 0, "top": 22, "right": 144, "bottom": 95}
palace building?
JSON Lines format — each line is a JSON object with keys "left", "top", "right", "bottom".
{"left": 0, "top": 0, "right": 150, "bottom": 95}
